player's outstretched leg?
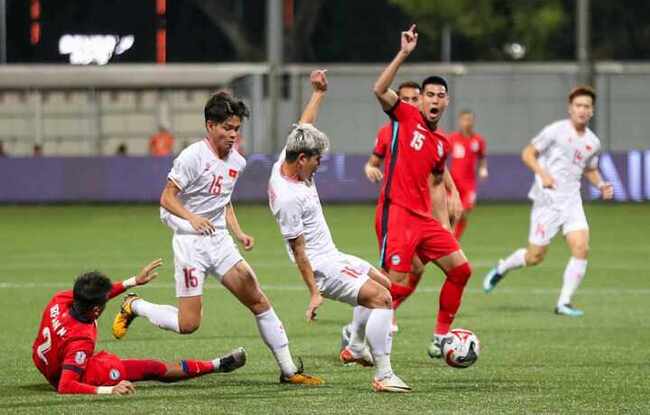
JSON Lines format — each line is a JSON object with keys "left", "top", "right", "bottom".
{"left": 113, "top": 293, "right": 181, "bottom": 339}
{"left": 555, "top": 230, "right": 589, "bottom": 317}
{"left": 389, "top": 256, "right": 425, "bottom": 333}
{"left": 483, "top": 245, "right": 547, "bottom": 293}
{"left": 428, "top": 255, "right": 472, "bottom": 359}
{"left": 222, "top": 261, "right": 322, "bottom": 385}
{"left": 122, "top": 347, "right": 247, "bottom": 383}
{"left": 357, "top": 275, "right": 410, "bottom": 393}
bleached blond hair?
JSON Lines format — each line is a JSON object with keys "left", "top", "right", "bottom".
{"left": 284, "top": 123, "right": 330, "bottom": 162}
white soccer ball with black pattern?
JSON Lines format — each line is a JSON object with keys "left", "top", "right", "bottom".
{"left": 441, "top": 328, "right": 480, "bottom": 368}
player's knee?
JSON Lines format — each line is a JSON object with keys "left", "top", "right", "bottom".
{"left": 446, "top": 262, "right": 472, "bottom": 287}
{"left": 526, "top": 251, "right": 545, "bottom": 266}
{"left": 571, "top": 243, "right": 589, "bottom": 259}
{"left": 179, "top": 320, "right": 200, "bottom": 334}
{"left": 370, "top": 287, "right": 392, "bottom": 309}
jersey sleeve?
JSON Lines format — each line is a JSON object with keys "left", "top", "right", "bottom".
{"left": 531, "top": 124, "right": 556, "bottom": 153}
{"left": 385, "top": 99, "right": 416, "bottom": 123}
{"left": 274, "top": 196, "right": 304, "bottom": 240}
{"left": 58, "top": 339, "right": 97, "bottom": 394}
{"left": 168, "top": 149, "right": 200, "bottom": 190}
{"left": 372, "top": 126, "right": 390, "bottom": 158}
{"left": 108, "top": 281, "right": 127, "bottom": 300}
{"left": 586, "top": 141, "right": 601, "bottom": 170}
{"left": 478, "top": 135, "right": 487, "bottom": 158}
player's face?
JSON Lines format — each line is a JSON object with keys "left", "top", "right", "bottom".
{"left": 420, "top": 84, "right": 449, "bottom": 126}
{"left": 207, "top": 116, "right": 242, "bottom": 153}
{"left": 568, "top": 95, "right": 594, "bottom": 128}
{"left": 398, "top": 87, "right": 420, "bottom": 106}
{"left": 458, "top": 113, "right": 474, "bottom": 133}
{"left": 297, "top": 153, "right": 322, "bottom": 181}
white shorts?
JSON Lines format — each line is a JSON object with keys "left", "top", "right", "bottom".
{"left": 172, "top": 231, "right": 243, "bottom": 297}
{"left": 312, "top": 254, "right": 372, "bottom": 306}
{"left": 528, "top": 201, "right": 589, "bottom": 246}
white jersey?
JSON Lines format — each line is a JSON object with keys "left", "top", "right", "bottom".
{"left": 528, "top": 119, "right": 601, "bottom": 207}
{"left": 160, "top": 138, "right": 246, "bottom": 234}
{"left": 268, "top": 149, "right": 338, "bottom": 266}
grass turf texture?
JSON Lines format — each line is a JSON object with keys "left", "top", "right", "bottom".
{"left": 0, "top": 203, "right": 648, "bottom": 414}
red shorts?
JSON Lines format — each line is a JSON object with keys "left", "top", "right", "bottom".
{"left": 81, "top": 351, "right": 126, "bottom": 386}
{"left": 379, "top": 203, "right": 460, "bottom": 272}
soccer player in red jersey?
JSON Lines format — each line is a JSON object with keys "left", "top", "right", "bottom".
{"left": 32, "top": 259, "right": 246, "bottom": 395}
{"left": 373, "top": 24, "right": 472, "bottom": 358}
{"left": 363, "top": 81, "right": 453, "bottom": 334}
{"left": 448, "top": 110, "right": 489, "bottom": 239}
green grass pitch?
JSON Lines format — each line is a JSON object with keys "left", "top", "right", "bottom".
{"left": 0, "top": 203, "right": 648, "bottom": 414}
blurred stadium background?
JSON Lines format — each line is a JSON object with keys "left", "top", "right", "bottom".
{"left": 0, "top": 0, "right": 648, "bottom": 203}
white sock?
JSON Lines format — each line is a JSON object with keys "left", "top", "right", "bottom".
{"left": 365, "top": 308, "right": 394, "bottom": 379}
{"left": 349, "top": 306, "right": 371, "bottom": 356}
{"left": 497, "top": 248, "right": 527, "bottom": 275}
{"left": 557, "top": 257, "right": 587, "bottom": 306}
{"left": 132, "top": 299, "right": 180, "bottom": 333}
{"left": 211, "top": 358, "right": 220, "bottom": 372}
{"left": 255, "top": 308, "right": 297, "bottom": 376}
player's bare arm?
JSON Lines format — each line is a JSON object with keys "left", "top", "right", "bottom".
{"left": 478, "top": 158, "right": 489, "bottom": 180}
{"left": 373, "top": 24, "right": 418, "bottom": 111}
{"left": 225, "top": 202, "right": 255, "bottom": 251}
{"left": 134, "top": 258, "right": 163, "bottom": 285}
{"left": 298, "top": 69, "right": 328, "bottom": 124}
{"left": 584, "top": 168, "right": 614, "bottom": 200}
{"left": 364, "top": 154, "right": 384, "bottom": 182}
{"left": 160, "top": 180, "right": 216, "bottom": 235}
{"left": 287, "top": 235, "right": 323, "bottom": 322}
{"left": 442, "top": 168, "right": 463, "bottom": 225}
{"left": 522, "top": 144, "right": 555, "bottom": 189}
{"left": 429, "top": 175, "right": 451, "bottom": 230}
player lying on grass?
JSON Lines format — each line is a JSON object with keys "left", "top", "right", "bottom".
{"left": 373, "top": 24, "right": 473, "bottom": 358}
{"left": 112, "top": 91, "right": 321, "bottom": 386}
{"left": 267, "top": 69, "right": 410, "bottom": 392}
{"left": 483, "top": 86, "right": 613, "bottom": 316}
{"left": 32, "top": 259, "right": 246, "bottom": 395}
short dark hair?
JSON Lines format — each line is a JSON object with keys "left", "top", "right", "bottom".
{"left": 421, "top": 76, "right": 449, "bottom": 93}
{"left": 568, "top": 85, "right": 596, "bottom": 104}
{"left": 204, "top": 91, "right": 250, "bottom": 125}
{"left": 398, "top": 81, "right": 420, "bottom": 92}
{"left": 73, "top": 271, "right": 112, "bottom": 314}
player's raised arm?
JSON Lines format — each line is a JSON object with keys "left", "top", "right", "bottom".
{"left": 298, "top": 69, "right": 328, "bottom": 124}
{"left": 373, "top": 24, "right": 418, "bottom": 111}
{"left": 226, "top": 202, "right": 255, "bottom": 251}
{"left": 108, "top": 258, "right": 163, "bottom": 299}
{"left": 287, "top": 235, "right": 323, "bottom": 322}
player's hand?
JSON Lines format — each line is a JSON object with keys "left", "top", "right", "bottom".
{"left": 305, "top": 293, "right": 323, "bottom": 321}
{"left": 364, "top": 164, "right": 383, "bottom": 183}
{"left": 310, "top": 69, "right": 328, "bottom": 92}
{"left": 478, "top": 167, "right": 488, "bottom": 180}
{"left": 400, "top": 24, "right": 418, "bottom": 55}
{"left": 237, "top": 232, "right": 255, "bottom": 251}
{"left": 189, "top": 214, "right": 216, "bottom": 235}
{"left": 111, "top": 380, "right": 135, "bottom": 395}
{"left": 540, "top": 172, "right": 556, "bottom": 189}
{"left": 599, "top": 182, "right": 614, "bottom": 200}
{"left": 135, "top": 258, "right": 163, "bottom": 286}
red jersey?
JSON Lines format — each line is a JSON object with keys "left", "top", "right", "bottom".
{"left": 448, "top": 131, "right": 486, "bottom": 188}
{"left": 372, "top": 122, "right": 393, "bottom": 159}
{"left": 32, "top": 282, "right": 126, "bottom": 393}
{"left": 381, "top": 100, "right": 450, "bottom": 218}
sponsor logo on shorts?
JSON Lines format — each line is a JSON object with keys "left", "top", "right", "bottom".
{"left": 109, "top": 369, "right": 121, "bottom": 381}
{"left": 391, "top": 255, "right": 401, "bottom": 266}
{"left": 75, "top": 351, "right": 86, "bottom": 365}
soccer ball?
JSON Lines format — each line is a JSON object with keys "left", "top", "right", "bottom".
{"left": 441, "top": 328, "right": 480, "bottom": 369}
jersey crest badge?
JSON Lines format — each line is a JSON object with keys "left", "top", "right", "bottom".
{"left": 109, "top": 369, "right": 121, "bottom": 381}
{"left": 391, "top": 255, "right": 401, "bottom": 266}
{"left": 229, "top": 169, "right": 238, "bottom": 178}
{"left": 75, "top": 351, "right": 86, "bottom": 365}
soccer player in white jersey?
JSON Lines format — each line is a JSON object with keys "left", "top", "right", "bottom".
{"left": 111, "top": 91, "right": 322, "bottom": 385}
{"left": 268, "top": 69, "right": 411, "bottom": 393}
{"left": 483, "top": 86, "right": 614, "bottom": 316}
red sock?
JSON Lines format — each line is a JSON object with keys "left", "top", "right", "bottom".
{"left": 454, "top": 217, "right": 467, "bottom": 239}
{"left": 390, "top": 282, "right": 414, "bottom": 310}
{"left": 122, "top": 359, "right": 167, "bottom": 381}
{"left": 180, "top": 360, "right": 215, "bottom": 377}
{"left": 436, "top": 262, "right": 472, "bottom": 335}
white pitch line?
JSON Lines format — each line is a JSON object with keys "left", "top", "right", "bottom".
{"left": 0, "top": 281, "right": 648, "bottom": 295}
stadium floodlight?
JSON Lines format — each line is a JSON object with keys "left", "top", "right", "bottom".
{"left": 58, "top": 34, "right": 135, "bottom": 65}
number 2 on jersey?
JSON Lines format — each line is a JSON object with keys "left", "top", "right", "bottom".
{"left": 36, "top": 327, "right": 52, "bottom": 365}
{"left": 209, "top": 175, "right": 223, "bottom": 195}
